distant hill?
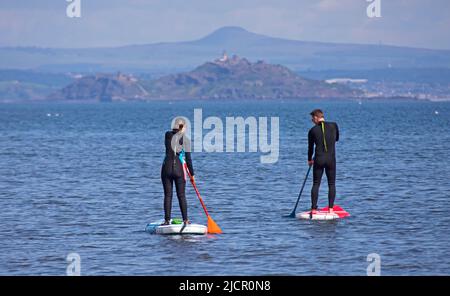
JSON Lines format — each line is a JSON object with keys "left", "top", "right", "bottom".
{"left": 0, "top": 70, "right": 73, "bottom": 101}
{"left": 142, "top": 55, "right": 361, "bottom": 99}
{"left": 48, "top": 73, "right": 148, "bottom": 102}
{"left": 1, "top": 26, "right": 450, "bottom": 73}
{"left": 47, "top": 55, "right": 361, "bottom": 101}
{"left": 0, "top": 69, "right": 73, "bottom": 87}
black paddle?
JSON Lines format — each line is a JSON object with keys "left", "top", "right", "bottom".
{"left": 285, "top": 165, "right": 312, "bottom": 218}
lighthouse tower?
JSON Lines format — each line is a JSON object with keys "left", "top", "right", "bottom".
{"left": 218, "top": 51, "right": 228, "bottom": 63}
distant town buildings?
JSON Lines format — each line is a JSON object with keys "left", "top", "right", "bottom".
{"left": 325, "top": 78, "right": 368, "bottom": 84}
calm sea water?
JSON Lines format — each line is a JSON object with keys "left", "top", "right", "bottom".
{"left": 0, "top": 100, "right": 449, "bottom": 275}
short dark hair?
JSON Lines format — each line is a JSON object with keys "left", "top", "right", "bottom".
{"left": 310, "top": 109, "right": 324, "bottom": 118}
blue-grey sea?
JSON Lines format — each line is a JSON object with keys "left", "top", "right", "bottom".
{"left": 0, "top": 100, "right": 449, "bottom": 275}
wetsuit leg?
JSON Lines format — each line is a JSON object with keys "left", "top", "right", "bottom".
{"left": 162, "top": 174, "right": 174, "bottom": 221}
{"left": 325, "top": 157, "right": 336, "bottom": 208}
{"left": 311, "top": 160, "right": 324, "bottom": 210}
{"left": 173, "top": 176, "right": 188, "bottom": 221}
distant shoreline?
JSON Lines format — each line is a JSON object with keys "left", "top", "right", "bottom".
{"left": 1, "top": 96, "right": 448, "bottom": 104}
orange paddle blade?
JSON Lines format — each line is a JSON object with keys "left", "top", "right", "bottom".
{"left": 207, "top": 216, "right": 222, "bottom": 234}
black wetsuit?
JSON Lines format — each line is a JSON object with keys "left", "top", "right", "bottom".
{"left": 308, "top": 121, "right": 339, "bottom": 210}
{"left": 161, "top": 130, "right": 194, "bottom": 221}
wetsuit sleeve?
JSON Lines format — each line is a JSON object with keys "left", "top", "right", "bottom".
{"left": 308, "top": 129, "right": 314, "bottom": 161}
{"left": 183, "top": 137, "right": 194, "bottom": 176}
{"left": 335, "top": 123, "right": 339, "bottom": 142}
{"left": 164, "top": 131, "right": 172, "bottom": 151}
{"left": 185, "top": 151, "right": 194, "bottom": 176}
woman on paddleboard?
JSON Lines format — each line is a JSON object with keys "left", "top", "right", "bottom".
{"left": 161, "top": 118, "right": 194, "bottom": 226}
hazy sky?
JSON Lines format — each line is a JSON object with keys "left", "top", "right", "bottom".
{"left": 0, "top": 0, "right": 449, "bottom": 49}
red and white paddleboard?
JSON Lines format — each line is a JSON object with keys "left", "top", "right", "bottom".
{"left": 296, "top": 205, "right": 350, "bottom": 220}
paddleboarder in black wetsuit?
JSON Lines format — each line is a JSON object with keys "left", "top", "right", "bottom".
{"left": 308, "top": 109, "right": 339, "bottom": 214}
{"left": 161, "top": 118, "right": 194, "bottom": 225}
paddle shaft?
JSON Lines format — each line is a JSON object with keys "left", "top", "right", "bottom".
{"left": 289, "top": 165, "right": 312, "bottom": 217}
{"left": 183, "top": 163, "right": 210, "bottom": 216}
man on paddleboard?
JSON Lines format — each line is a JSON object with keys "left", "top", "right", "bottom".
{"left": 308, "top": 109, "right": 339, "bottom": 214}
{"left": 161, "top": 118, "right": 194, "bottom": 226}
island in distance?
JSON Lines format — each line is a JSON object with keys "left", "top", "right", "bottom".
{"left": 48, "top": 53, "right": 362, "bottom": 102}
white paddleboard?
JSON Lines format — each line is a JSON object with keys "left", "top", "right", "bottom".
{"left": 145, "top": 219, "right": 207, "bottom": 235}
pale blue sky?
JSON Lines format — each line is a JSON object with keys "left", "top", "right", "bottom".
{"left": 0, "top": 0, "right": 449, "bottom": 49}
